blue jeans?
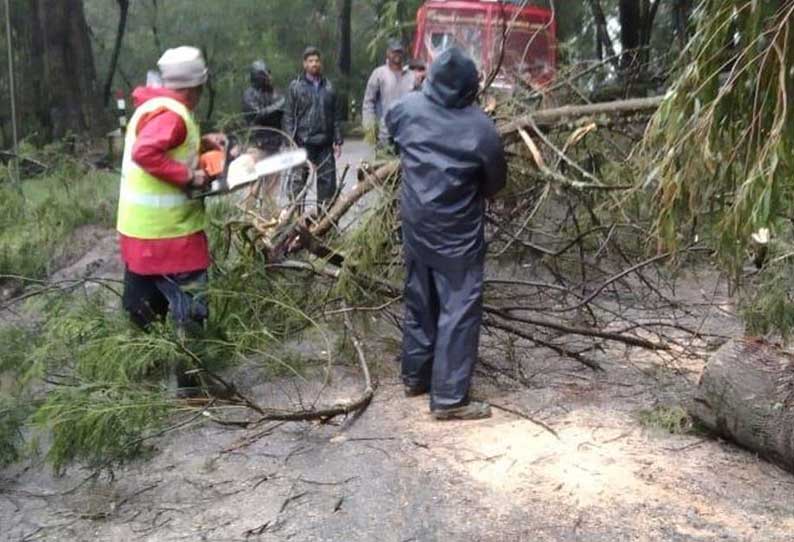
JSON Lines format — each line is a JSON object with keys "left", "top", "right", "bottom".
{"left": 122, "top": 268, "right": 209, "bottom": 331}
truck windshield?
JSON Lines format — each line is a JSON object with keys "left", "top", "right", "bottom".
{"left": 421, "top": 7, "right": 553, "bottom": 85}
{"left": 425, "top": 24, "right": 484, "bottom": 68}
{"left": 499, "top": 26, "right": 553, "bottom": 81}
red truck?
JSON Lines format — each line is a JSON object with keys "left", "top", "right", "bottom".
{"left": 411, "top": 0, "right": 557, "bottom": 90}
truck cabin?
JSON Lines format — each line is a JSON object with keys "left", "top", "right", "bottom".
{"left": 412, "top": 0, "right": 557, "bottom": 91}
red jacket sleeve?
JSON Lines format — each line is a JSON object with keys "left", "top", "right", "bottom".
{"left": 131, "top": 110, "right": 192, "bottom": 186}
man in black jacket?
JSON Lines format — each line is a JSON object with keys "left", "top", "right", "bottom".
{"left": 283, "top": 47, "right": 343, "bottom": 210}
{"left": 386, "top": 48, "right": 507, "bottom": 421}
{"left": 242, "top": 60, "right": 285, "bottom": 153}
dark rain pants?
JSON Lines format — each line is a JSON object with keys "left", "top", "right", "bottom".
{"left": 289, "top": 144, "right": 337, "bottom": 210}
{"left": 401, "top": 257, "right": 484, "bottom": 411}
{"left": 122, "top": 268, "right": 209, "bottom": 332}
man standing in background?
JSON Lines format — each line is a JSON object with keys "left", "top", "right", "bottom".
{"left": 283, "top": 47, "right": 343, "bottom": 211}
{"left": 242, "top": 60, "right": 285, "bottom": 153}
{"left": 409, "top": 59, "right": 427, "bottom": 91}
{"left": 362, "top": 39, "right": 416, "bottom": 148}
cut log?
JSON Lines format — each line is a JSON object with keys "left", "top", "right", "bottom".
{"left": 498, "top": 96, "right": 664, "bottom": 137}
{"left": 691, "top": 338, "right": 794, "bottom": 473}
{"left": 266, "top": 161, "right": 400, "bottom": 260}
{"left": 310, "top": 161, "right": 399, "bottom": 238}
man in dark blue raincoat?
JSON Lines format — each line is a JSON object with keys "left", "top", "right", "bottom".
{"left": 385, "top": 48, "right": 507, "bottom": 420}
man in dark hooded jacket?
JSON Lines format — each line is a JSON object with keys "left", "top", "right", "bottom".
{"left": 385, "top": 47, "right": 507, "bottom": 420}
{"left": 241, "top": 60, "right": 285, "bottom": 153}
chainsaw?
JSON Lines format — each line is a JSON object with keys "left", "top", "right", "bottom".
{"left": 189, "top": 143, "right": 307, "bottom": 199}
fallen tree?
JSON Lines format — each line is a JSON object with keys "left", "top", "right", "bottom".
{"left": 498, "top": 96, "right": 664, "bottom": 136}
{"left": 691, "top": 339, "right": 794, "bottom": 474}
{"left": 2, "top": 91, "right": 723, "bottom": 470}
{"left": 230, "top": 93, "right": 715, "bottom": 385}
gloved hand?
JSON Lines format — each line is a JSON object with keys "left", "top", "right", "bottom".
{"left": 200, "top": 133, "right": 228, "bottom": 152}
{"left": 189, "top": 169, "right": 209, "bottom": 188}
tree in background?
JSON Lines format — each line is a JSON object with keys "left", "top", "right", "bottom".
{"left": 0, "top": 0, "right": 694, "bottom": 143}
{"left": 3, "top": 0, "right": 104, "bottom": 142}
{"left": 82, "top": 0, "right": 383, "bottom": 131}
{"left": 337, "top": 0, "right": 352, "bottom": 120}
{"left": 672, "top": 0, "right": 692, "bottom": 48}
{"left": 101, "top": 0, "right": 130, "bottom": 107}
{"left": 367, "top": 0, "right": 422, "bottom": 59}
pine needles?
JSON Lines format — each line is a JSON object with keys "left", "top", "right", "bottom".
{"left": 0, "top": 393, "right": 29, "bottom": 467}
{"left": 332, "top": 171, "right": 402, "bottom": 306}
{"left": 33, "top": 384, "right": 174, "bottom": 472}
{"left": 0, "top": 187, "right": 345, "bottom": 471}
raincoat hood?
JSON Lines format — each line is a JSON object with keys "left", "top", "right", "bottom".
{"left": 131, "top": 86, "right": 190, "bottom": 109}
{"left": 250, "top": 60, "right": 271, "bottom": 88}
{"left": 423, "top": 47, "right": 479, "bottom": 109}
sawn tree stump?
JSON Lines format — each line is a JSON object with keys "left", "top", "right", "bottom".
{"left": 691, "top": 338, "right": 794, "bottom": 473}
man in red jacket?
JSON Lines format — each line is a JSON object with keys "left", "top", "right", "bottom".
{"left": 117, "top": 46, "right": 225, "bottom": 396}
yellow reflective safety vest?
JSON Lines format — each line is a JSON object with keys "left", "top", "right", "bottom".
{"left": 116, "top": 96, "right": 205, "bottom": 239}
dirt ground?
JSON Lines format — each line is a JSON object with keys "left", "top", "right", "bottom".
{"left": 3, "top": 352, "right": 794, "bottom": 542}
{"left": 3, "top": 143, "right": 794, "bottom": 541}
{"left": 3, "top": 243, "right": 794, "bottom": 542}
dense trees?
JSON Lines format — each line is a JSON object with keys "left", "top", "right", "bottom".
{"left": 0, "top": 0, "right": 697, "bottom": 144}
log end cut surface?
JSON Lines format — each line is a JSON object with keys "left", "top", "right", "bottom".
{"left": 691, "top": 338, "right": 794, "bottom": 472}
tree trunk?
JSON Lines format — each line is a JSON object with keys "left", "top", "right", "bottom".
{"left": 396, "top": 0, "right": 411, "bottom": 49}
{"left": 150, "top": 0, "right": 162, "bottom": 51}
{"left": 102, "top": 0, "right": 129, "bottom": 107}
{"left": 673, "top": 0, "right": 692, "bottom": 49}
{"left": 640, "top": 0, "right": 661, "bottom": 65}
{"left": 336, "top": 0, "right": 352, "bottom": 120}
{"left": 586, "top": 0, "right": 618, "bottom": 67}
{"left": 498, "top": 96, "right": 664, "bottom": 137}
{"left": 27, "top": 0, "right": 104, "bottom": 140}
{"left": 619, "top": 0, "right": 641, "bottom": 71}
{"left": 690, "top": 338, "right": 794, "bottom": 474}
{"left": 337, "top": 0, "right": 352, "bottom": 77}
{"left": 201, "top": 46, "right": 215, "bottom": 125}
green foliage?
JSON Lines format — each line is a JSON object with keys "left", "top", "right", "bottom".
{"left": 0, "top": 294, "right": 174, "bottom": 470}
{"left": 645, "top": 1, "right": 794, "bottom": 259}
{"left": 0, "top": 203, "right": 334, "bottom": 469}
{"left": 643, "top": 1, "right": 794, "bottom": 334}
{"left": 83, "top": 0, "right": 385, "bottom": 129}
{"left": 0, "top": 153, "right": 117, "bottom": 279}
{"left": 208, "top": 201, "right": 326, "bottom": 349}
{"left": 637, "top": 404, "right": 694, "bottom": 434}
{"left": 27, "top": 295, "right": 171, "bottom": 382}
{"left": 333, "top": 172, "right": 402, "bottom": 305}
{"left": 0, "top": 325, "right": 39, "bottom": 377}
{"left": 212, "top": 264, "right": 318, "bottom": 347}
{"left": 33, "top": 384, "right": 173, "bottom": 472}
{"left": 0, "top": 324, "right": 37, "bottom": 467}
{"left": 742, "top": 257, "right": 794, "bottom": 339}
{"left": 365, "top": 0, "right": 423, "bottom": 60}
{"left": 0, "top": 393, "right": 30, "bottom": 467}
